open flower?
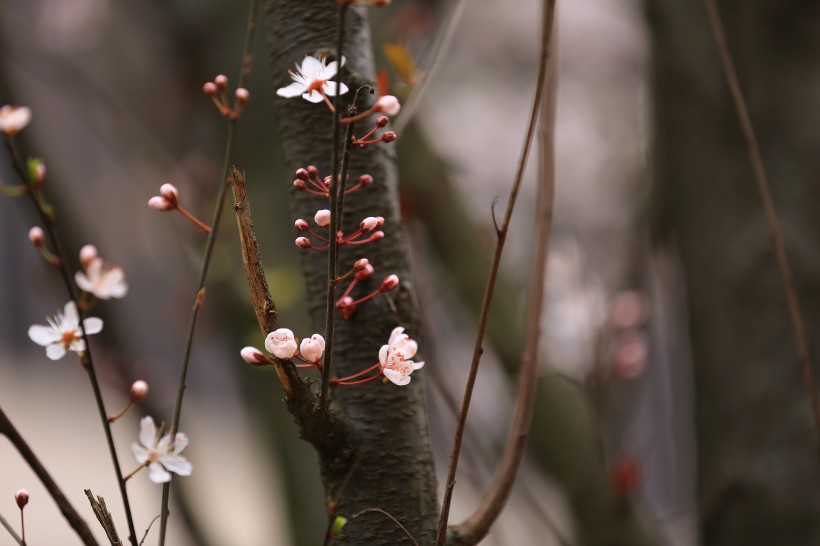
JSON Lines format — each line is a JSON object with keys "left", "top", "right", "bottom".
{"left": 131, "top": 416, "right": 192, "bottom": 484}
{"left": 28, "top": 301, "right": 103, "bottom": 360}
{"left": 265, "top": 328, "right": 298, "bottom": 359}
{"left": 276, "top": 55, "right": 349, "bottom": 103}
{"left": 378, "top": 326, "right": 424, "bottom": 386}
{"left": 75, "top": 253, "right": 128, "bottom": 300}
{"left": 0, "top": 105, "right": 32, "bottom": 136}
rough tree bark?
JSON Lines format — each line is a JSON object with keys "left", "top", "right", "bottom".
{"left": 650, "top": 0, "right": 820, "bottom": 544}
{"left": 263, "top": 2, "right": 438, "bottom": 544}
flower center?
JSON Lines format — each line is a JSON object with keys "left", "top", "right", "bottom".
{"left": 60, "top": 330, "right": 78, "bottom": 348}
{"left": 307, "top": 79, "right": 326, "bottom": 94}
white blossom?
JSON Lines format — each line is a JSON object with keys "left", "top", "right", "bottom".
{"left": 131, "top": 416, "right": 192, "bottom": 484}
{"left": 265, "top": 328, "right": 298, "bottom": 359}
{"left": 0, "top": 105, "right": 31, "bottom": 136}
{"left": 75, "top": 256, "right": 128, "bottom": 300}
{"left": 28, "top": 301, "right": 103, "bottom": 360}
{"left": 300, "top": 334, "right": 325, "bottom": 363}
{"left": 276, "top": 55, "right": 349, "bottom": 103}
{"left": 379, "top": 327, "right": 424, "bottom": 386}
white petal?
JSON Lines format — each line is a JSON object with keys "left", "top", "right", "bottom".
{"left": 70, "top": 338, "right": 86, "bottom": 353}
{"left": 45, "top": 344, "right": 67, "bottom": 360}
{"left": 388, "top": 327, "right": 405, "bottom": 345}
{"left": 172, "top": 432, "right": 189, "bottom": 453}
{"left": 161, "top": 455, "right": 192, "bottom": 476}
{"left": 28, "top": 325, "right": 60, "bottom": 346}
{"left": 131, "top": 443, "right": 150, "bottom": 465}
{"left": 383, "top": 368, "right": 411, "bottom": 386}
{"left": 75, "top": 272, "right": 93, "bottom": 293}
{"left": 301, "top": 90, "right": 325, "bottom": 103}
{"left": 299, "top": 55, "right": 324, "bottom": 80}
{"left": 148, "top": 462, "right": 172, "bottom": 484}
{"left": 322, "top": 81, "right": 349, "bottom": 97}
{"left": 322, "top": 60, "right": 338, "bottom": 80}
{"left": 62, "top": 301, "right": 79, "bottom": 325}
{"left": 82, "top": 317, "right": 103, "bottom": 335}
{"left": 139, "top": 416, "right": 157, "bottom": 448}
{"left": 378, "top": 344, "right": 389, "bottom": 366}
{"left": 277, "top": 81, "right": 308, "bottom": 98}
{"left": 413, "top": 360, "right": 425, "bottom": 371}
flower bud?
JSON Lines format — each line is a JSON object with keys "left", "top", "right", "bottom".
{"left": 375, "top": 116, "right": 389, "bottom": 128}
{"left": 381, "top": 131, "right": 397, "bottom": 143}
{"left": 240, "top": 346, "right": 271, "bottom": 366}
{"left": 265, "top": 328, "right": 298, "bottom": 360}
{"left": 0, "top": 105, "right": 32, "bottom": 137}
{"left": 293, "top": 179, "right": 306, "bottom": 190}
{"left": 380, "top": 274, "right": 399, "bottom": 291}
{"left": 79, "top": 244, "right": 98, "bottom": 267}
{"left": 130, "top": 380, "right": 149, "bottom": 402}
{"left": 203, "top": 82, "right": 218, "bottom": 96}
{"left": 300, "top": 334, "right": 325, "bottom": 363}
{"left": 295, "top": 168, "right": 309, "bottom": 181}
{"left": 314, "top": 209, "right": 331, "bottom": 227}
{"left": 159, "top": 183, "right": 179, "bottom": 206}
{"left": 360, "top": 216, "right": 384, "bottom": 232}
{"left": 370, "top": 231, "right": 385, "bottom": 242}
{"left": 374, "top": 95, "right": 401, "bottom": 116}
{"left": 355, "top": 264, "right": 374, "bottom": 281}
{"left": 295, "top": 237, "right": 312, "bottom": 249}
{"left": 358, "top": 174, "right": 373, "bottom": 187}
{"left": 307, "top": 165, "right": 319, "bottom": 178}
{"left": 15, "top": 489, "right": 29, "bottom": 509}
{"left": 28, "top": 226, "right": 45, "bottom": 246}
{"left": 354, "top": 258, "right": 369, "bottom": 271}
{"left": 295, "top": 219, "right": 309, "bottom": 231}
{"left": 235, "top": 88, "right": 250, "bottom": 104}
{"left": 214, "top": 74, "right": 228, "bottom": 90}
{"left": 337, "top": 296, "right": 356, "bottom": 319}
{"left": 33, "top": 161, "right": 46, "bottom": 187}
{"left": 148, "top": 196, "right": 173, "bottom": 211}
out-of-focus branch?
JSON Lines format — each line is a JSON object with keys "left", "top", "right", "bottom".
{"left": 0, "top": 510, "right": 23, "bottom": 545}
{"left": 434, "top": 0, "right": 557, "bottom": 543}
{"left": 449, "top": 23, "right": 557, "bottom": 546}
{"left": 703, "top": 0, "right": 820, "bottom": 435}
{"left": 0, "top": 405, "right": 100, "bottom": 546}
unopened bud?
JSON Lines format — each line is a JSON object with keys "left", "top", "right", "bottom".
{"left": 370, "top": 231, "right": 385, "bottom": 242}
{"left": 355, "top": 264, "right": 374, "bottom": 281}
{"left": 159, "top": 183, "right": 179, "bottom": 206}
{"left": 376, "top": 116, "right": 389, "bottom": 128}
{"left": 360, "top": 216, "right": 384, "bottom": 232}
{"left": 148, "top": 196, "right": 174, "bottom": 211}
{"left": 235, "top": 88, "right": 250, "bottom": 104}
{"left": 374, "top": 95, "right": 401, "bottom": 116}
{"left": 79, "top": 244, "right": 98, "bottom": 267}
{"left": 358, "top": 174, "right": 373, "bottom": 187}
{"left": 295, "top": 168, "right": 309, "bottom": 181}
{"left": 354, "top": 258, "right": 369, "bottom": 271}
{"left": 28, "top": 226, "right": 45, "bottom": 246}
{"left": 203, "top": 82, "right": 218, "bottom": 96}
{"left": 15, "top": 489, "right": 29, "bottom": 509}
{"left": 295, "top": 237, "right": 312, "bottom": 249}
{"left": 214, "top": 74, "right": 228, "bottom": 90}
{"left": 295, "top": 219, "right": 309, "bottom": 231}
{"left": 130, "top": 380, "right": 149, "bottom": 403}
{"left": 293, "top": 179, "right": 306, "bottom": 190}
{"left": 381, "top": 131, "right": 397, "bottom": 143}
{"left": 34, "top": 162, "right": 46, "bottom": 186}
{"left": 314, "top": 209, "right": 331, "bottom": 227}
{"left": 380, "top": 274, "right": 399, "bottom": 291}
{"left": 240, "top": 346, "right": 271, "bottom": 366}
{"left": 306, "top": 165, "right": 319, "bottom": 178}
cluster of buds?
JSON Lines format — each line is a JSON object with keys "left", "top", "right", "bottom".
{"left": 336, "top": 263, "right": 399, "bottom": 319}
{"left": 293, "top": 166, "right": 373, "bottom": 198}
{"left": 148, "top": 183, "right": 211, "bottom": 233}
{"left": 294, "top": 213, "right": 385, "bottom": 251}
{"left": 202, "top": 74, "right": 249, "bottom": 120}
{"left": 241, "top": 328, "right": 327, "bottom": 373}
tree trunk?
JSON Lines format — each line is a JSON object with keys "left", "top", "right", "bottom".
{"left": 263, "top": 2, "right": 438, "bottom": 544}
{"left": 649, "top": 0, "right": 820, "bottom": 543}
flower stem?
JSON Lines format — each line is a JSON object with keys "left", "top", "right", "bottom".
{"left": 157, "top": 0, "right": 261, "bottom": 543}
{"left": 0, "top": 509, "right": 23, "bottom": 546}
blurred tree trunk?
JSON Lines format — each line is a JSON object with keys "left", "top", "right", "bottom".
{"left": 264, "top": 2, "right": 438, "bottom": 544}
{"left": 649, "top": 0, "right": 820, "bottom": 543}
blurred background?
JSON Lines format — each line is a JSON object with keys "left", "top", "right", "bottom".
{"left": 1, "top": 0, "right": 818, "bottom": 544}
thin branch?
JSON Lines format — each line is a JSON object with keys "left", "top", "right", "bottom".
{"left": 0, "top": 405, "right": 99, "bottom": 546}
{"left": 0, "top": 510, "right": 23, "bottom": 545}
{"left": 85, "top": 490, "right": 123, "bottom": 546}
{"left": 5, "top": 135, "right": 138, "bottom": 546}
{"left": 321, "top": 2, "right": 350, "bottom": 408}
{"left": 138, "top": 516, "right": 161, "bottom": 546}
{"left": 158, "top": 0, "right": 262, "bottom": 543}
{"left": 434, "top": 0, "right": 557, "bottom": 544}
{"left": 350, "top": 508, "right": 419, "bottom": 546}
{"left": 703, "top": 0, "right": 820, "bottom": 434}
{"left": 450, "top": 25, "right": 558, "bottom": 545}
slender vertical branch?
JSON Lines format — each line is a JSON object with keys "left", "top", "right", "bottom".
{"left": 434, "top": 1, "right": 557, "bottom": 544}
{"left": 321, "top": 2, "right": 350, "bottom": 408}
{"left": 3, "top": 138, "right": 139, "bottom": 546}
{"left": 450, "top": 25, "right": 557, "bottom": 546}
{"left": 703, "top": 0, "right": 820, "bottom": 434}
{"left": 157, "top": 1, "right": 261, "bottom": 543}
{"left": 0, "top": 405, "right": 99, "bottom": 546}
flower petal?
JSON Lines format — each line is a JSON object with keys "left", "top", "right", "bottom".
{"left": 277, "top": 81, "right": 308, "bottom": 98}
{"left": 161, "top": 455, "right": 192, "bottom": 476}
{"left": 139, "top": 416, "right": 157, "bottom": 448}
{"left": 388, "top": 327, "right": 405, "bottom": 345}
{"left": 378, "top": 344, "right": 389, "bottom": 366}
{"left": 82, "top": 317, "right": 103, "bottom": 335}
{"left": 299, "top": 55, "right": 324, "bottom": 80}
{"left": 62, "top": 301, "right": 79, "bottom": 325}
{"left": 301, "top": 90, "right": 325, "bottom": 103}
{"left": 75, "top": 272, "right": 93, "bottom": 293}
{"left": 28, "top": 325, "right": 60, "bottom": 346}
{"left": 172, "top": 432, "right": 189, "bottom": 453}
{"left": 131, "top": 443, "right": 150, "bottom": 465}
{"left": 383, "top": 368, "right": 411, "bottom": 386}
{"left": 45, "top": 344, "right": 67, "bottom": 360}
{"left": 413, "top": 360, "right": 425, "bottom": 371}
{"left": 322, "top": 81, "right": 348, "bottom": 97}
{"left": 148, "top": 462, "right": 172, "bottom": 484}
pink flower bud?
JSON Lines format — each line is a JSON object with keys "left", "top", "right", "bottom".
{"left": 376, "top": 116, "right": 389, "bottom": 128}
{"left": 380, "top": 274, "right": 399, "bottom": 291}
{"left": 307, "top": 165, "right": 319, "bottom": 177}
{"left": 295, "top": 237, "right": 312, "bottom": 249}
{"left": 358, "top": 174, "right": 373, "bottom": 187}
{"left": 355, "top": 264, "right": 374, "bottom": 281}
{"left": 214, "top": 74, "right": 228, "bottom": 90}
{"left": 28, "top": 226, "right": 44, "bottom": 246}
{"left": 354, "top": 258, "right": 369, "bottom": 271}
{"left": 148, "top": 196, "right": 173, "bottom": 211}
{"left": 370, "top": 231, "right": 385, "bottom": 242}
{"left": 15, "top": 489, "right": 29, "bottom": 509}
{"left": 300, "top": 334, "right": 325, "bottom": 363}
{"left": 130, "top": 380, "right": 149, "bottom": 402}
{"left": 295, "top": 219, "right": 309, "bottom": 231}
{"left": 34, "top": 162, "right": 46, "bottom": 186}
{"left": 314, "top": 209, "right": 331, "bottom": 227}
{"left": 323, "top": 176, "right": 333, "bottom": 187}
{"left": 235, "top": 88, "right": 250, "bottom": 104}
{"left": 79, "top": 244, "right": 98, "bottom": 267}
{"left": 203, "top": 82, "right": 218, "bottom": 96}
{"left": 241, "top": 346, "right": 271, "bottom": 366}
{"left": 293, "top": 179, "right": 306, "bottom": 190}
{"left": 360, "top": 216, "right": 384, "bottom": 232}
{"left": 265, "top": 328, "right": 298, "bottom": 360}
{"left": 374, "top": 95, "right": 401, "bottom": 116}
{"left": 337, "top": 296, "right": 356, "bottom": 320}
{"left": 382, "top": 131, "right": 397, "bottom": 143}
{"left": 295, "top": 168, "right": 309, "bottom": 181}
{"left": 159, "top": 183, "right": 179, "bottom": 206}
